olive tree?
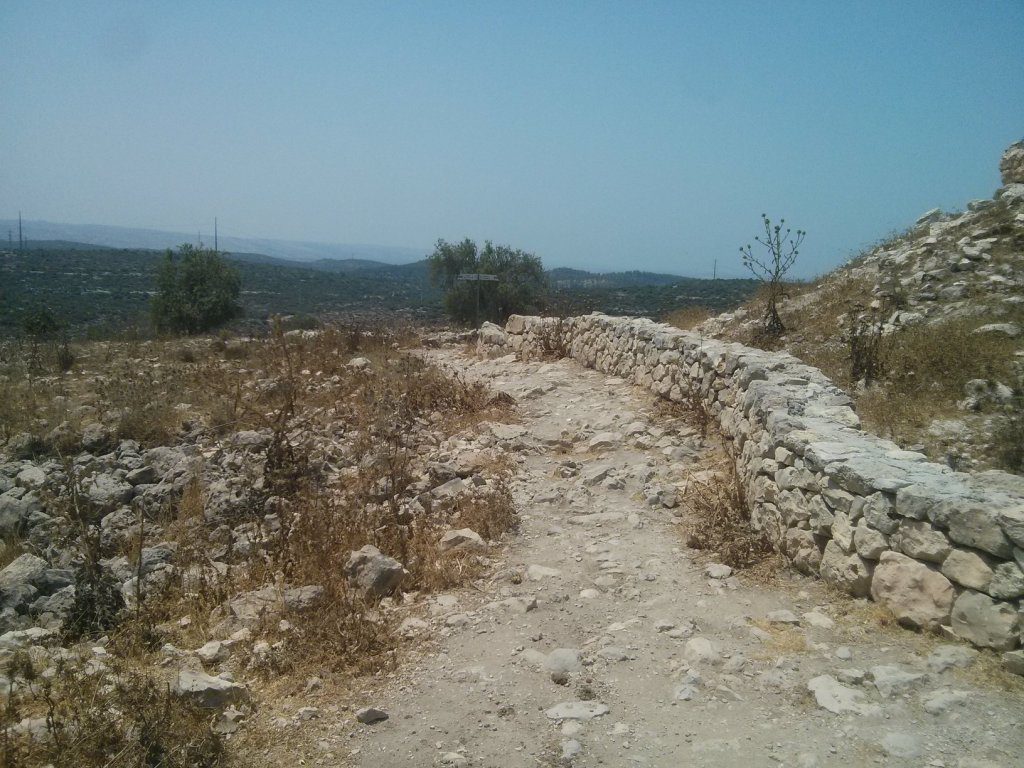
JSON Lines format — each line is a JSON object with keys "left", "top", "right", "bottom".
{"left": 428, "top": 238, "right": 546, "bottom": 325}
{"left": 151, "top": 244, "right": 242, "bottom": 335}
{"left": 739, "top": 215, "right": 805, "bottom": 338}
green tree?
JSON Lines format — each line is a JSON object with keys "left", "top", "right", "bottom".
{"left": 151, "top": 244, "right": 242, "bottom": 334}
{"left": 739, "top": 214, "right": 805, "bottom": 338}
{"left": 21, "top": 304, "right": 61, "bottom": 340}
{"left": 428, "top": 238, "right": 546, "bottom": 325}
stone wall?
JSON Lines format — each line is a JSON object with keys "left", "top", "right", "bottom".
{"left": 482, "top": 313, "right": 1024, "bottom": 653}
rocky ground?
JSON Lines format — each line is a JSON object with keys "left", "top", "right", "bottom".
{"left": 321, "top": 349, "right": 1023, "bottom": 768}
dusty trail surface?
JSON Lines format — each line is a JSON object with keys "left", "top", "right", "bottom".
{"left": 347, "top": 350, "right": 1023, "bottom": 768}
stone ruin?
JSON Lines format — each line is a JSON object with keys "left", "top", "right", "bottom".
{"left": 480, "top": 313, "right": 1023, "bottom": 653}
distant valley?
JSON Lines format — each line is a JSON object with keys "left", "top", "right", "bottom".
{"left": 0, "top": 227, "right": 758, "bottom": 336}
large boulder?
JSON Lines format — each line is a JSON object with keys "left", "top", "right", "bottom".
{"left": 345, "top": 545, "right": 406, "bottom": 598}
{"left": 950, "top": 591, "right": 1020, "bottom": 650}
{"left": 870, "top": 551, "right": 954, "bottom": 630}
{"left": 1000, "top": 140, "right": 1024, "bottom": 185}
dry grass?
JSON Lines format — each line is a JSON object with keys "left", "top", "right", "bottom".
{"left": 1, "top": 654, "right": 224, "bottom": 768}
{"left": 680, "top": 458, "right": 774, "bottom": 570}
{"left": 749, "top": 619, "right": 809, "bottom": 658}
{"left": 662, "top": 306, "right": 714, "bottom": 331}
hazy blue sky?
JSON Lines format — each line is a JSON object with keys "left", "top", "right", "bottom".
{"left": 2, "top": 1, "right": 1022, "bottom": 276}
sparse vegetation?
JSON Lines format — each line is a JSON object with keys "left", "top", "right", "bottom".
{"left": 2, "top": 655, "right": 225, "bottom": 768}
{"left": 681, "top": 458, "right": 774, "bottom": 570}
{"left": 662, "top": 305, "right": 713, "bottom": 331}
{"left": 0, "top": 322, "right": 521, "bottom": 766}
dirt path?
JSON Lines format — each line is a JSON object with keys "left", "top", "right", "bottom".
{"left": 346, "top": 350, "right": 1023, "bottom": 768}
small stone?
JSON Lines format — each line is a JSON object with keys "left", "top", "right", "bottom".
{"left": 705, "top": 563, "right": 732, "bottom": 579}
{"left": 597, "top": 646, "right": 628, "bottom": 662}
{"left": 345, "top": 545, "right": 405, "bottom": 598}
{"left": 527, "top": 564, "right": 561, "bottom": 580}
{"left": 544, "top": 701, "right": 610, "bottom": 721}
{"left": 674, "top": 684, "right": 699, "bottom": 701}
{"left": 766, "top": 609, "right": 800, "bottom": 624}
{"left": 836, "top": 668, "right": 866, "bottom": 685}
{"left": 439, "top": 528, "right": 488, "bottom": 553}
{"left": 950, "top": 591, "right": 1021, "bottom": 650}
{"left": 195, "top": 640, "right": 228, "bottom": 664}
{"left": 355, "top": 707, "right": 388, "bottom": 724}
{"left": 683, "top": 637, "right": 720, "bottom": 665}
{"left": 561, "top": 739, "right": 582, "bottom": 760}
{"left": 806, "top": 675, "right": 880, "bottom": 716}
{"left": 174, "top": 670, "right": 249, "bottom": 709}
{"left": 543, "top": 648, "right": 582, "bottom": 676}
{"left": 803, "top": 611, "right": 835, "bottom": 629}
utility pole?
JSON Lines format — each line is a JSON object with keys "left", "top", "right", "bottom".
{"left": 18, "top": 212, "right": 23, "bottom": 252}
{"left": 712, "top": 258, "right": 717, "bottom": 280}
{"left": 214, "top": 217, "right": 218, "bottom": 253}
{"left": 456, "top": 273, "right": 500, "bottom": 328}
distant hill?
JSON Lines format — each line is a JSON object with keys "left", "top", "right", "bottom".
{"left": 547, "top": 267, "right": 689, "bottom": 289}
{"left": 0, "top": 244, "right": 443, "bottom": 335}
{"left": 0, "top": 238, "right": 758, "bottom": 336}
{"left": 0, "top": 220, "right": 425, "bottom": 265}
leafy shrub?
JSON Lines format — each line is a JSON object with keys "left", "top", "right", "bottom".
{"left": 151, "top": 245, "right": 242, "bottom": 335}
{"left": 428, "top": 238, "right": 547, "bottom": 326}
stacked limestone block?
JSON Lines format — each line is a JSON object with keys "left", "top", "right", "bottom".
{"left": 483, "top": 313, "right": 1024, "bottom": 652}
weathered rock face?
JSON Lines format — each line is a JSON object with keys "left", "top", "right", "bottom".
{"left": 484, "top": 312, "right": 1024, "bottom": 651}
{"left": 1000, "top": 140, "right": 1024, "bottom": 185}
{"left": 870, "top": 551, "right": 954, "bottom": 629}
